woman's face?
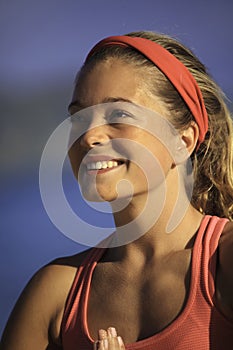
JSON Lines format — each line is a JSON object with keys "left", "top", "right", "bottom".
{"left": 68, "top": 59, "right": 174, "bottom": 202}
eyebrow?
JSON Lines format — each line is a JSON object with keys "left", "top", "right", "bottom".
{"left": 68, "top": 97, "right": 134, "bottom": 113}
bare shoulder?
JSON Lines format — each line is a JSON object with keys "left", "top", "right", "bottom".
{"left": 20, "top": 247, "right": 92, "bottom": 311}
{"left": 217, "top": 221, "right": 233, "bottom": 317}
{"left": 219, "top": 221, "right": 233, "bottom": 261}
{"left": 28, "top": 248, "right": 93, "bottom": 312}
{"left": 0, "top": 248, "right": 92, "bottom": 350}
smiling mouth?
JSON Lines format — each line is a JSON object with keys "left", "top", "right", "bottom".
{"left": 86, "top": 159, "right": 125, "bottom": 172}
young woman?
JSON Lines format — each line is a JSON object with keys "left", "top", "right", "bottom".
{"left": 1, "top": 31, "right": 233, "bottom": 350}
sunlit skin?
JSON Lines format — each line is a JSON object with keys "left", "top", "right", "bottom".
{"left": 68, "top": 59, "right": 202, "bottom": 240}
{"left": 67, "top": 59, "right": 207, "bottom": 342}
{"left": 68, "top": 62, "right": 173, "bottom": 205}
{"left": 1, "top": 59, "right": 233, "bottom": 350}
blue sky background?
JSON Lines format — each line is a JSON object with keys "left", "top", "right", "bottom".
{"left": 1, "top": 0, "right": 233, "bottom": 336}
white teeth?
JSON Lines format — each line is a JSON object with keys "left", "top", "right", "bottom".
{"left": 101, "top": 161, "right": 108, "bottom": 169}
{"left": 86, "top": 160, "right": 120, "bottom": 170}
{"left": 96, "top": 161, "right": 102, "bottom": 170}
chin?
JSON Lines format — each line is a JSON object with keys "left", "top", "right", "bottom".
{"left": 80, "top": 188, "right": 117, "bottom": 203}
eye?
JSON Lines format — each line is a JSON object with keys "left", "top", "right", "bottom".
{"left": 68, "top": 112, "right": 91, "bottom": 139}
{"left": 108, "top": 109, "right": 132, "bottom": 122}
{"left": 69, "top": 111, "right": 88, "bottom": 125}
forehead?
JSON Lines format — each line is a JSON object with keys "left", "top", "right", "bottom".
{"left": 70, "top": 60, "right": 144, "bottom": 109}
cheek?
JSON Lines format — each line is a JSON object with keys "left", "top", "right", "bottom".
{"left": 129, "top": 159, "right": 166, "bottom": 192}
{"left": 155, "top": 145, "right": 173, "bottom": 168}
{"left": 68, "top": 142, "right": 82, "bottom": 179}
{"left": 137, "top": 137, "right": 173, "bottom": 185}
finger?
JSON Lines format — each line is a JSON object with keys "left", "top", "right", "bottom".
{"left": 108, "top": 336, "right": 125, "bottom": 349}
{"left": 117, "top": 336, "right": 126, "bottom": 350}
{"left": 94, "top": 340, "right": 100, "bottom": 350}
{"left": 98, "top": 329, "right": 108, "bottom": 340}
{"left": 108, "top": 336, "right": 117, "bottom": 347}
{"left": 94, "top": 339, "right": 108, "bottom": 350}
{"left": 107, "top": 327, "right": 118, "bottom": 338}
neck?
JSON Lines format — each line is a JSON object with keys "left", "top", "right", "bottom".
{"left": 108, "top": 171, "right": 204, "bottom": 261}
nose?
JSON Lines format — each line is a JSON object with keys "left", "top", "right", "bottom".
{"left": 80, "top": 125, "right": 110, "bottom": 149}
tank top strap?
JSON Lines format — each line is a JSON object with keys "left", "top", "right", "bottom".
{"left": 200, "top": 215, "right": 229, "bottom": 305}
{"left": 61, "top": 247, "right": 106, "bottom": 334}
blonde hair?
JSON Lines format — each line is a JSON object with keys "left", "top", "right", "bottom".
{"left": 83, "top": 31, "right": 233, "bottom": 220}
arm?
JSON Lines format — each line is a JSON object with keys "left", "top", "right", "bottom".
{"left": 0, "top": 264, "right": 70, "bottom": 350}
{"left": 217, "top": 221, "right": 233, "bottom": 319}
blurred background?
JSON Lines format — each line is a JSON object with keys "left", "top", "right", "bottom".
{"left": 1, "top": 0, "right": 233, "bottom": 336}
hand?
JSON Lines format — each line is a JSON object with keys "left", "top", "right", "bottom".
{"left": 94, "top": 327, "right": 125, "bottom": 350}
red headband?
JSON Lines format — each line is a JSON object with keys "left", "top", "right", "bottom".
{"left": 86, "top": 35, "right": 208, "bottom": 147}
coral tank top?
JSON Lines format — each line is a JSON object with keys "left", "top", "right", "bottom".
{"left": 61, "top": 215, "right": 233, "bottom": 349}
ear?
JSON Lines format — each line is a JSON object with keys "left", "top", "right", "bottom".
{"left": 180, "top": 122, "right": 199, "bottom": 155}
{"left": 173, "top": 122, "right": 199, "bottom": 165}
